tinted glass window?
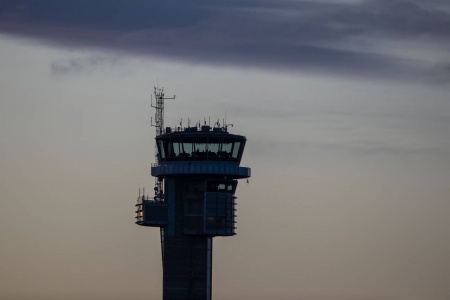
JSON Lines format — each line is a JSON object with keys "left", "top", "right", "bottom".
{"left": 222, "top": 140, "right": 232, "bottom": 159}
{"left": 207, "top": 138, "right": 220, "bottom": 159}
{"left": 208, "top": 142, "right": 220, "bottom": 153}
{"left": 207, "top": 180, "right": 237, "bottom": 193}
{"left": 158, "top": 140, "right": 165, "bottom": 158}
{"left": 193, "top": 142, "right": 207, "bottom": 159}
{"left": 173, "top": 142, "right": 181, "bottom": 156}
{"left": 158, "top": 136, "right": 244, "bottom": 161}
{"left": 182, "top": 141, "right": 193, "bottom": 156}
{"left": 232, "top": 141, "right": 241, "bottom": 159}
{"left": 166, "top": 141, "right": 173, "bottom": 158}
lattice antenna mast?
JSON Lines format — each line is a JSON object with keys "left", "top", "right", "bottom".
{"left": 151, "top": 87, "right": 175, "bottom": 203}
{"left": 151, "top": 86, "right": 176, "bottom": 139}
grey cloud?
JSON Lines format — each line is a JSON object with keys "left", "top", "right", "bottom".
{"left": 1, "top": 0, "right": 449, "bottom": 82}
{"left": 50, "top": 56, "right": 120, "bottom": 75}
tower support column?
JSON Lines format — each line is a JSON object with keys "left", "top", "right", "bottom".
{"left": 162, "top": 233, "right": 212, "bottom": 300}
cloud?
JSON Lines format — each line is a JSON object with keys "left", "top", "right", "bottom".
{"left": 50, "top": 55, "right": 120, "bottom": 75}
{"left": 1, "top": 0, "right": 449, "bottom": 82}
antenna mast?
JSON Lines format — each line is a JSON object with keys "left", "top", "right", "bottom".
{"left": 152, "top": 86, "right": 176, "bottom": 138}
{"left": 151, "top": 86, "right": 175, "bottom": 202}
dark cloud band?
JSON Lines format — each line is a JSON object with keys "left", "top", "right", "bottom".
{"left": 1, "top": 0, "right": 449, "bottom": 82}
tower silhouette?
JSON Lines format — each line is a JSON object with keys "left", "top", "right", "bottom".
{"left": 136, "top": 87, "right": 251, "bottom": 300}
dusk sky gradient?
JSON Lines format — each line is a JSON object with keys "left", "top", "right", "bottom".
{"left": 1, "top": 1, "right": 450, "bottom": 299}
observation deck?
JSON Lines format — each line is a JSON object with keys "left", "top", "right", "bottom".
{"left": 152, "top": 125, "right": 251, "bottom": 179}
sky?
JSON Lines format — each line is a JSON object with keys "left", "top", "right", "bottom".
{"left": 1, "top": 1, "right": 450, "bottom": 299}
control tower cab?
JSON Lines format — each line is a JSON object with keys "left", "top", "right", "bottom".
{"left": 147, "top": 125, "right": 250, "bottom": 236}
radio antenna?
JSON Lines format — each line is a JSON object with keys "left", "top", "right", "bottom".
{"left": 151, "top": 86, "right": 176, "bottom": 137}
{"left": 150, "top": 86, "right": 175, "bottom": 204}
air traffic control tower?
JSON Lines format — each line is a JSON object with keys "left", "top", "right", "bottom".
{"left": 136, "top": 87, "right": 251, "bottom": 300}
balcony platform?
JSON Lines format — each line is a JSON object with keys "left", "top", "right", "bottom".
{"left": 151, "top": 163, "right": 251, "bottom": 179}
